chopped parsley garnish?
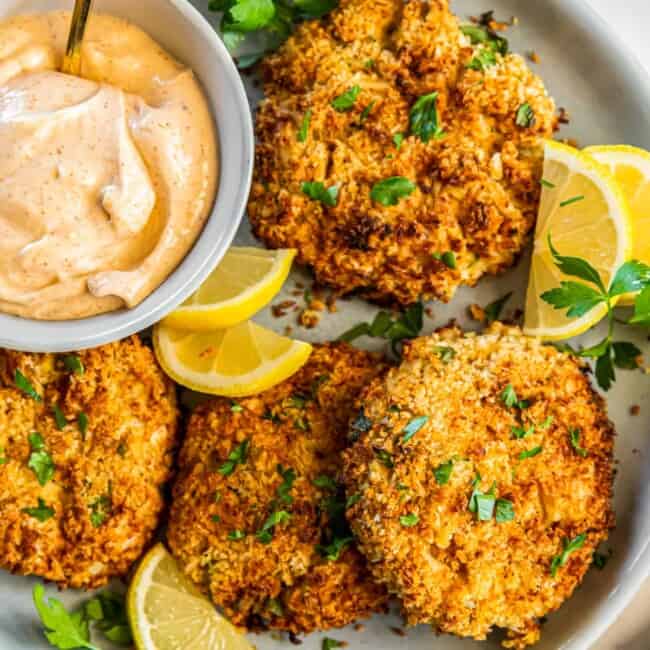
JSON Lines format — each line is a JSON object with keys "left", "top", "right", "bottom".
{"left": 515, "top": 103, "right": 536, "bottom": 128}
{"left": 22, "top": 498, "right": 54, "bottom": 522}
{"left": 331, "top": 85, "right": 360, "bottom": 111}
{"left": 230, "top": 402, "right": 243, "bottom": 413}
{"left": 266, "top": 597, "right": 284, "bottom": 617}
{"left": 468, "top": 475, "right": 501, "bottom": 521}
{"left": 348, "top": 409, "right": 373, "bottom": 441}
{"left": 550, "top": 533, "right": 587, "bottom": 576}
{"left": 364, "top": 59, "right": 374, "bottom": 69}
{"left": 373, "top": 448, "right": 394, "bottom": 469}
{"left": 211, "top": 514, "right": 221, "bottom": 523}
{"left": 539, "top": 415, "right": 554, "bottom": 430}
{"left": 409, "top": 92, "right": 445, "bottom": 142}
{"left": 360, "top": 101, "right": 376, "bottom": 123}
{"left": 495, "top": 498, "right": 515, "bottom": 523}
{"left": 402, "top": 416, "right": 429, "bottom": 443}
{"left": 323, "top": 637, "right": 344, "bottom": 650}
{"left": 28, "top": 433, "right": 55, "bottom": 486}
{"left": 77, "top": 412, "right": 89, "bottom": 438}
{"left": 433, "top": 346, "right": 456, "bottom": 364}
{"left": 461, "top": 23, "right": 508, "bottom": 71}
{"left": 518, "top": 445, "right": 543, "bottom": 460}
{"left": 432, "top": 251, "right": 457, "bottom": 269}
{"left": 569, "top": 428, "right": 588, "bottom": 457}
{"left": 228, "top": 530, "right": 246, "bottom": 541}
{"left": 345, "top": 493, "right": 361, "bottom": 508}
{"left": 52, "top": 405, "right": 67, "bottom": 430}
{"left": 318, "top": 535, "right": 354, "bottom": 561}
{"left": 399, "top": 513, "right": 419, "bottom": 527}
{"left": 393, "top": 133, "right": 404, "bottom": 149}
{"left": 559, "top": 195, "right": 585, "bottom": 208}
{"left": 218, "top": 439, "right": 250, "bottom": 476}
{"left": 484, "top": 292, "right": 512, "bottom": 323}
{"left": 63, "top": 355, "right": 84, "bottom": 375}
{"left": 316, "top": 483, "right": 356, "bottom": 561}
{"left": 313, "top": 475, "right": 338, "bottom": 491}
{"left": 501, "top": 384, "right": 528, "bottom": 410}
{"left": 276, "top": 464, "right": 296, "bottom": 504}
{"left": 294, "top": 416, "right": 310, "bottom": 431}
{"left": 301, "top": 181, "right": 339, "bottom": 207}
{"left": 511, "top": 424, "right": 535, "bottom": 440}
{"left": 288, "top": 394, "right": 307, "bottom": 409}
{"left": 82, "top": 590, "right": 132, "bottom": 646}
{"left": 339, "top": 301, "right": 424, "bottom": 356}
{"left": 256, "top": 510, "right": 291, "bottom": 544}
{"left": 434, "top": 460, "right": 453, "bottom": 485}
{"left": 467, "top": 47, "right": 497, "bottom": 71}
{"left": 540, "top": 178, "right": 556, "bottom": 189}
{"left": 15, "top": 369, "right": 41, "bottom": 401}
{"left": 370, "top": 176, "right": 416, "bottom": 206}
{"left": 89, "top": 492, "right": 112, "bottom": 528}
{"left": 0, "top": 447, "right": 6, "bottom": 465}
{"left": 117, "top": 442, "right": 127, "bottom": 457}
{"left": 297, "top": 108, "right": 312, "bottom": 142}
{"left": 593, "top": 549, "right": 612, "bottom": 570}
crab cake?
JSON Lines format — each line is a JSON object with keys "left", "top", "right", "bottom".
{"left": 249, "top": 0, "right": 557, "bottom": 306}
{"left": 0, "top": 337, "right": 179, "bottom": 589}
{"left": 167, "top": 343, "right": 389, "bottom": 633}
{"left": 343, "top": 324, "right": 614, "bottom": 648}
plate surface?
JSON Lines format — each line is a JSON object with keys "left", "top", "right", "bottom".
{"left": 1, "top": 0, "right": 650, "bottom": 648}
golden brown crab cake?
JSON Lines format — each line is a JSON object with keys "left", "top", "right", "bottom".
{"left": 249, "top": 0, "right": 557, "bottom": 306}
{"left": 167, "top": 343, "right": 389, "bottom": 633}
{"left": 343, "top": 324, "right": 614, "bottom": 648}
{"left": 0, "top": 336, "right": 179, "bottom": 589}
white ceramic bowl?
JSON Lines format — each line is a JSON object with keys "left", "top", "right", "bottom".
{"left": 0, "top": 0, "right": 253, "bottom": 353}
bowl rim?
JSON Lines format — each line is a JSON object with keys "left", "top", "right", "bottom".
{"left": 0, "top": 0, "right": 254, "bottom": 353}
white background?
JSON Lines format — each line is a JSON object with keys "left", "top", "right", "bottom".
{"left": 588, "top": 3, "right": 650, "bottom": 649}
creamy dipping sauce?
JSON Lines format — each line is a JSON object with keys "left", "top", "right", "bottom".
{"left": 0, "top": 12, "right": 218, "bottom": 320}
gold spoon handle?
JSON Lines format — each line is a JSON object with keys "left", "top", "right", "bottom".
{"left": 61, "top": 0, "right": 94, "bottom": 76}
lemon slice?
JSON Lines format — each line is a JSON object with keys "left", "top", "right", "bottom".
{"left": 154, "top": 320, "right": 312, "bottom": 397}
{"left": 127, "top": 543, "right": 253, "bottom": 650}
{"left": 585, "top": 145, "right": 650, "bottom": 305}
{"left": 524, "top": 140, "right": 632, "bottom": 340}
{"left": 163, "top": 248, "right": 296, "bottom": 331}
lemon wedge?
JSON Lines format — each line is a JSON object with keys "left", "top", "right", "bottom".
{"left": 153, "top": 320, "right": 312, "bottom": 397}
{"left": 524, "top": 140, "right": 632, "bottom": 340}
{"left": 127, "top": 543, "right": 253, "bottom": 650}
{"left": 585, "top": 145, "right": 650, "bottom": 305}
{"left": 163, "top": 248, "right": 296, "bottom": 331}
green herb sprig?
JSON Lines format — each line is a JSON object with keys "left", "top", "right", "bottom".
{"left": 541, "top": 236, "right": 650, "bottom": 390}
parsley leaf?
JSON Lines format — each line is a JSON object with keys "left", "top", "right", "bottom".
{"left": 302, "top": 181, "right": 339, "bottom": 207}
{"left": 612, "top": 341, "right": 641, "bottom": 369}
{"left": 52, "top": 405, "right": 67, "bottom": 430}
{"left": 313, "top": 475, "right": 338, "bottom": 491}
{"left": 77, "top": 413, "right": 89, "bottom": 438}
{"left": 541, "top": 282, "right": 606, "bottom": 318}
{"left": 370, "top": 176, "right": 416, "bottom": 206}
{"left": 592, "top": 549, "right": 612, "bottom": 570}
{"left": 511, "top": 425, "right": 535, "bottom": 439}
{"left": 569, "top": 428, "right": 588, "bottom": 457}
{"left": 609, "top": 260, "right": 650, "bottom": 297}
{"left": 433, "top": 346, "right": 456, "bottom": 364}
{"left": 22, "top": 498, "right": 55, "bottom": 522}
{"left": 228, "top": 530, "right": 246, "bottom": 541}
{"left": 33, "top": 584, "right": 98, "bottom": 650}
{"left": 256, "top": 510, "right": 291, "bottom": 543}
{"left": 399, "top": 513, "right": 419, "bottom": 527}
{"left": 432, "top": 251, "right": 457, "bottom": 269}
{"left": 323, "top": 637, "right": 344, "bottom": 650}
{"left": 409, "top": 92, "right": 445, "bottom": 142}
{"left": 15, "top": 369, "right": 41, "bottom": 401}
{"left": 468, "top": 475, "right": 496, "bottom": 521}
{"left": 84, "top": 591, "right": 133, "bottom": 646}
{"left": 218, "top": 439, "right": 250, "bottom": 476}
{"left": 393, "top": 133, "right": 404, "bottom": 149}
{"left": 484, "top": 292, "right": 512, "bottom": 323}
{"left": 89, "top": 492, "right": 112, "bottom": 528}
{"left": 276, "top": 464, "right": 296, "bottom": 504}
{"left": 467, "top": 47, "right": 498, "bottom": 71}
{"left": 460, "top": 24, "right": 508, "bottom": 55}
{"left": 551, "top": 533, "right": 587, "bottom": 576}
{"left": 515, "top": 103, "right": 536, "bottom": 127}
{"left": 63, "top": 355, "right": 85, "bottom": 375}
{"left": 546, "top": 236, "right": 607, "bottom": 293}
{"left": 434, "top": 460, "right": 453, "bottom": 485}
{"left": 0, "top": 447, "right": 6, "bottom": 465}
{"left": 293, "top": 0, "right": 338, "bottom": 20}
{"left": 402, "top": 416, "right": 429, "bottom": 443}
{"left": 28, "top": 433, "right": 55, "bottom": 486}
{"left": 360, "top": 100, "right": 376, "bottom": 123}
{"left": 317, "top": 535, "right": 354, "bottom": 561}
{"left": 297, "top": 108, "right": 312, "bottom": 142}
{"left": 331, "top": 85, "right": 360, "bottom": 111}
{"left": 518, "top": 445, "right": 543, "bottom": 460}
{"left": 230, "top": 402, "right": 243, "bottom": 413}
{"left": 595, "top": 353, "right": 616, "bottom": 391}
{"left": 374, "top": 448, "right": 394, "bottom": 469}
{"left": 222, "top": 0, "right": 276, "bottom": 32}
{"left": 501, "top": 384, "right": 528, "bottom": 410}
{"left": 495, "top": 498, "right": 515, "bottom": 523}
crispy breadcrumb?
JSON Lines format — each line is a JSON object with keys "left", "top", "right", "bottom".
{"left": 167, "top": 343, "right": 389, "bottom": 633}
{"left": 0, "top": 337, "right": 179, "bottom": 589}
{"left": 343, "top": 324, "right": 614, "bottom": 648}
{"left": 249, "top": 0, "right": 557, "bottom": 305}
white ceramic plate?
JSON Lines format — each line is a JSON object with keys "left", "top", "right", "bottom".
{"left": 1, "top": 1, "right": 650, "bottom": 649}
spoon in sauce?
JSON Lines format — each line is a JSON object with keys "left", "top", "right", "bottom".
{"left": 61, "top": 0, "right": 94, "bottom": 76}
